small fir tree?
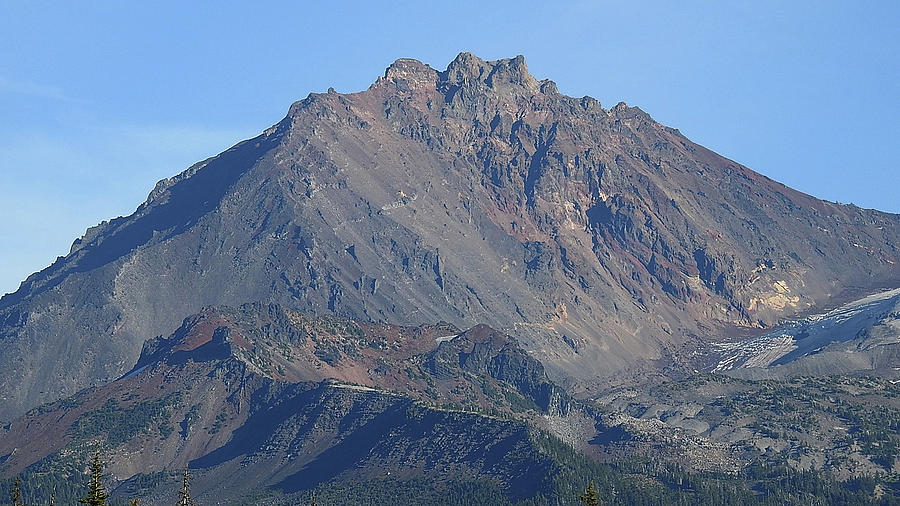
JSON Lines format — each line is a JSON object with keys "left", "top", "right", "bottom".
{"left": 578, "top": 480, "right": 599, "bottom": 506}
{"left": 12, "top": 477, "right": 22, "bottom": 506}
{"left": 176, "top": 470, "right": 196, "bottom": 506}
{"left": 79, "top": 452, "right": 110, "bottom": 506}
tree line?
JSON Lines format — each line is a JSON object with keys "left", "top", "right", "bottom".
{"left": 5, "top": 451, "right": 899, "bottom": 505}
{"left": 6, "top": 452, "right": 194, "bottom": 506}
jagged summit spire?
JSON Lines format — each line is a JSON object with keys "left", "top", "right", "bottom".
{"left": 375, "top": 52, "right": 543, "bottom": 93}
{"left": 383, "top": 57, "right": 438, "bottom": 81}
{"left": 444, "top": 52, "right": 539, "bottom": 91}
{"left": 443, "top": 52, "right": 488, "bottom": 81}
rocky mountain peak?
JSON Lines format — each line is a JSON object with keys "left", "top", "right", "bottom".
{"left": 2, "top": 52, "right": 900, "bottom": 423}
{"left": 373, "top": 53, "right": 544, "bottom": 96}
{"left": 441, "top": 52, "right": 540, "bottom": 93}
{"left": 381, "top": 57, "right": 439, "bottom": 91}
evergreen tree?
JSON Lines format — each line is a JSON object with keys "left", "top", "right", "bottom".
{"left": 578, "top": 480, "right": 599, "bottom": 506}
{"left": 12, "top": 477, "right": 22, "bottom": 506}
{"left": 176, "top": 470, "right": 196, "bottom": 506}
{"left": 79, "top": 452, "right": 110, "bottom": 506}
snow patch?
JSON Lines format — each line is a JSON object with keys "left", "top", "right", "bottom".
{"left": 119, "top": 365, "right": 148, "bottom": 380}
{"left": 435, "top": 334, "right": 458, "bottom": 344}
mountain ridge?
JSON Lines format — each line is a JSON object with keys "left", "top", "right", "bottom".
{"left": 3, "top": 302, "right": 898, "bottom": 503}
{"left": 1, "top": 52, "right": 899, "bottom": 421}
{"left": 0, "top": 303, "right": 595, "bottom": 503}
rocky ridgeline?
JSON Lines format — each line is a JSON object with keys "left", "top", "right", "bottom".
{"left": 0, "top": 303, "right": 598, "bottom": 501}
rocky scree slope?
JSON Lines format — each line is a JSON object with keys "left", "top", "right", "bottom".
{"left": 593, "top": 374, "right": 900, "bottom": 478}
{"left": 1, "top": 52, "right": 899, "bottom": 420}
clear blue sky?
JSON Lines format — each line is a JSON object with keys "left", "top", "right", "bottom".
{"left": 1, "top": 1, "right": 898, "bottom": 296}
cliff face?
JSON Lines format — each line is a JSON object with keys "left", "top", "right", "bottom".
{"left": 2, "top": 52, "right": 899, "bottom": 419}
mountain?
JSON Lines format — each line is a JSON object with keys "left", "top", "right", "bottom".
{"left": 3, "top": 304, "right": 891, "bottom": 504}
{"left": 2, "top": 52, "right": 900, "bottom": 421}
{"left": 0, "top": 304, "right": 589, "bottom": 503}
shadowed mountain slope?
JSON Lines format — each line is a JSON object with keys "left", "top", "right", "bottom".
{"left": 1, "top": 52, "right": 899, "bottom": 420}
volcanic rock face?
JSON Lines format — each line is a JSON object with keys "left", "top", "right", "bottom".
{"left": 2, "top": 52, "right": 900, "bottom": 420}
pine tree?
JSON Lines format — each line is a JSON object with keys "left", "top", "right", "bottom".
{"left": 578, "top": 480, "right": 599, "bottom": 506}
{"left": 176, "top": 470, "right": 196, "bottom": 506}
{"left": 79, "top": 452, "right": 110, "bottom": 506}
{"left": 11, "top": 477, "right": 22, "bottom": 506}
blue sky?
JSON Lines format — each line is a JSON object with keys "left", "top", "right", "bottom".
{"left": 1, "top": 1, "right": 899, "bottom": 295}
